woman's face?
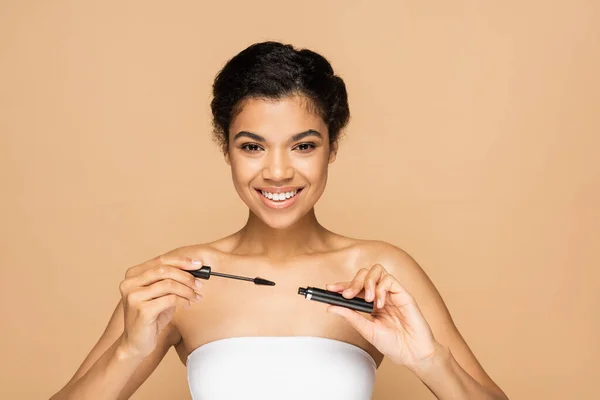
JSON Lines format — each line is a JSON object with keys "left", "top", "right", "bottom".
{"left": 225, "top": 95, "right": 337, "bottom": 229}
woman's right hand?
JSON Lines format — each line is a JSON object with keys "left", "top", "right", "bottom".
{"left": 118, "top": 255, "right": 204, "bottom": 359}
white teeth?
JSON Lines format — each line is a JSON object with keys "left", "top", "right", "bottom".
{"left": 260, "top": 189, "right": 300, "bottom": 202}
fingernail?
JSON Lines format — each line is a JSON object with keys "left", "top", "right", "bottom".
{"left": 342, "top": 289, "right": 352, "bottom": 297}
{"left": 191, "top": 259, "right": 202, "bottom": 265}
{"left": 377, "top": 299, "right": 383, "bottom": 308}
{"left": 195, "top": 279, "right": 203, "bottom": 288}
{"left": 366, "top": 290, "right": 373, "bottom": 301}
{"left": 195, "top": 293, "right": 202, "bottom": 301}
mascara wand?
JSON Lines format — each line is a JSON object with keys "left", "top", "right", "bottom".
{"left": 188, "top": 266, "right": 275, "bottom": 286}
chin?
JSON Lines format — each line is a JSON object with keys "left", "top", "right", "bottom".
{"left": 257, "top": 212, "right": 304, "bottom": 230}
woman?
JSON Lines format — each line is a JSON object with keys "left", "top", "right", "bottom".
{"left": 50, "top": 41, "right": 508, "bottom": 400}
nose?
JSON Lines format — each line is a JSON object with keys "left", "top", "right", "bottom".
{"left": 261, "top": 149, "right": 294, "bottom": 182}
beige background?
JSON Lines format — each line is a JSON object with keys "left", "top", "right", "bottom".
{"left": 1, "top": 1, "right": 599, "bottom": 399}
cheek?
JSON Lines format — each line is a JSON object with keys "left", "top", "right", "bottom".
{"left": 294, "top": 154, "right": 329, "bottom": 182}
{"left": 230, "top": 155, "right": 261, "bottom": 185}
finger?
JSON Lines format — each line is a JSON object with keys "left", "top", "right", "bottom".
{"left": 139, "top": 265, "right": 203, "bottom": 291}
{"left": 363, "top": 264, "right": 386, "bottom": 302}
{"left": 151, "top": 255, "right": 203, "bottom": 270}
{"left": 128, "top": 279, "right": 202, "bottom": 306}
{"left": 122, "top": 264, "right": 203, "bottom": 295}
{"left": 342, "top": 268, "right": 369, "bottom": 298}
{"left": 138, "top": 294, "right": 190, "bottom": 323}
{"left": 325, "top": 282, "right": 351, "bottom": 292}
{"left": 375, "top": 274, "right": 414, "bottom": 309}
{"left": 127, "top": 255, "right": 202, "bottom": 278}
{"left": 326, "top": 305, "right": 374, "bottom": 340}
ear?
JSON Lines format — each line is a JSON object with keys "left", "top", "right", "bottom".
{"left": 328, "top": 141, "right": 338, "bottom": 164}
{"left": 223, "top": 144, "right": 231, "bottom": 165}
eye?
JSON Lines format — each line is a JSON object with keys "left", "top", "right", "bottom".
{"left": 294, "top": 142, "right": 317, "bottom": 152}
{"left": 240, "top": 143, "right": 263, "bottom": 152}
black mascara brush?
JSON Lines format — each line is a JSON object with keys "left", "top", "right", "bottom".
{"left": 188, "top": 266, "right": 275, "bottom": 286}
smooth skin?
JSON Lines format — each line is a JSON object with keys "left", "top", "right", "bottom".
{"left": 50, "top": 95, "right": 508, "bottom": 400}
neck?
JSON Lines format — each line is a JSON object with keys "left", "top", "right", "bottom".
{"left": 233, "top": 209, "right": 331, "bottom": 259}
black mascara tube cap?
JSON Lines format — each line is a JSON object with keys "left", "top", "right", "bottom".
{"left": 188, "top": 266, "right": 211, "bottom": 280}
{"left": 298, "top": 286, "right": 374, "bottom": 314}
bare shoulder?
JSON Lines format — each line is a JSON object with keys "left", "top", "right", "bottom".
{"left": 357, "top": 239, "right": 507, "bottom": 395}
{"left": 358, "top": 240, "right": 420, "bottom": 270}
{"left": 365, "top": 240, "right": 434, "bottom": 291}
{"left": 347, "top": 239, "right": 451, "bottom": 321}
{"left": 157, "top": 239, "right": 234, "bottom": 265}
{"left": 345, "top": 239, "right": 425, "bottom": 278}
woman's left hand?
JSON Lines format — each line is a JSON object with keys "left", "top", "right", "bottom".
{"left": 326, "top": 264, "right": 442, "bottom": 369}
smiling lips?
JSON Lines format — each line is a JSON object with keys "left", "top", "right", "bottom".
{"left": 255, "top": 187, "right": 304, "bottom": 209}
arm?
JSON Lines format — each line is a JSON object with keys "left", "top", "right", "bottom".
{"left": 326, "top": 242, "right": 509, "bottom": 399}
{"left": 380, "top": 244, "right": 509, "bottom": 400}
{"left": 49, "top": 299, "right": 180, "bottom": 400}
{"left": 49, "top": 252, "right": 205, "bottom": 399}
{"left": 411, "top": 344, "right": 507, "bottom": 400}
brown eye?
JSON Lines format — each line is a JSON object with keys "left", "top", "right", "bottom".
{"left": 241, "top": 143, "right": 263, "bottom": 152}
{"left": 294, "top": 142, "right": 316, "bottom": 152}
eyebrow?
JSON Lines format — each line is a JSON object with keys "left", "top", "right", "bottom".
{"left": 232, "top": 129, "right": 323, "bottom": 142}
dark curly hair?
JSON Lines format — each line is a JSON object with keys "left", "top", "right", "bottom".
{"left": 210, "top": 41, "right": 350, "bottom": 152}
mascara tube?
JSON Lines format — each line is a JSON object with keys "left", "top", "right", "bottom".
{"left": 298, "top": 286, "right": 374, "bottom": 314}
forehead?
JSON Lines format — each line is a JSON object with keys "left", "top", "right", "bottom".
{"left": 229, "top": 95, "right": 328, "bottom": 140}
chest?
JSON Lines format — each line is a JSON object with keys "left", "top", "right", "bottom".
{"left": 173, "top": 254, "right": 384, "bottom": 365}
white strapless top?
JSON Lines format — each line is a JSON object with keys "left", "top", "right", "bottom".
{"left": 186, "top": 336, "right": 377, "bottom": 400}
